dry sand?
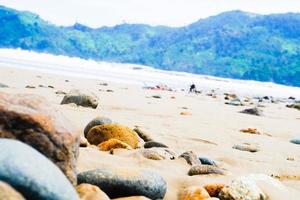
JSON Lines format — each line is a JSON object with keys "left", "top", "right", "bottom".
{"left": 1, "top": 66, "right": 300, "bottom": 199}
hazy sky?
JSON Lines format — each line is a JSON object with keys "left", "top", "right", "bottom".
{"left": 0, "top": 0, "right": 300, "bottom": 27}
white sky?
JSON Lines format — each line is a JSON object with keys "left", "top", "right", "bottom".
{"left": 0, "top": 0, "right": 300, "bottom": 28}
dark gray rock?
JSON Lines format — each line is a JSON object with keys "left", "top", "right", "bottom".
{"left": 144, "top": 141, "right": 168, "bottom": 149}
{"left": 179, "top": 151, "right": 201, "bottom": 165}
{"left": 133, "top": 128, "right": 153, "bottom": 142}
{"left": 61, "top": 89, "right": 98, "bottom": 109}
{"left": 0, "top": 83, "right": 8, "bottom": 88}
{"left": 0, "top": 139, "right": 79, "bottom": 200}
{"left": 77, "top": 168, "right": 167, "bottom": 199}
{"left": 25, "top": 85, "right": 35, "bottom": 89}
{"left": 239, "top": 107, "right": 263, "bottom": 116}
{"left": 83, "top": 116, "right": 112, "bottom": 137}
{"left": 152, "top": 95, "right": 161, "bottom": 99}
{"left": 290, "top": 138, "right": 300, "bottom": 145}
{"left": 199, "top": 157, "right": 217, "bottom": 166}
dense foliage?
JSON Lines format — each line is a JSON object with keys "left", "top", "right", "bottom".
{"left": 1, "top": 6, "right": 300, "bottom": 86}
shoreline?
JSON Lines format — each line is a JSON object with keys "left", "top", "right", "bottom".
{"left": 0, "top": 48, "right": 300, "bottom": 99}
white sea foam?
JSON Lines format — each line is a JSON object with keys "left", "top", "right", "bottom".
{"left": 0, "top": 48, "right": 299, "bottom": 98}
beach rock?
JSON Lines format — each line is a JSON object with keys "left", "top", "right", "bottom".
{"left": 245, "top": 174, "right": 293, "bottom": 200}
{"left": 77, "top": 168, "right": 167, "bottom": 199}
{"left": 133, "top": 127, "right": 153, "bottom": 142}
{"left": 152, "top": 95, "right": 162, "bottom": 99}
{"left": 0, "top": 139, "right": 79, "bottom": 200}
{"left": 179, "top": 186, "right": 210, "bottom": 200}
{"left": 106, "top": 89, "right": 114, "bottom": 92}
{"left": 199, "top": 157, "right": 217, "bottom": 166}
{"left": 290, "top": 138, "right": 300, "bottom": 145}
{"left": 84, "top": 116, "right": 113, "bottom": 137}
{"left": 0, "top": 92, "right": 80, "bottom": 185}
{"left": 179, "top": 151, "right": 201, "bottom": 165}
{"left": 0, "top": 181, "right": 25, "bottom": 200}
{"left": 204, "top": 183, "right": 225, "bottom": 197}
{"left": 0, "top": 83, "right": 8, "bottom": 88}
{"left": 188, "top": 165, "right": 225, "bottom": 176}
{"left": 76, "top": 183, "right": 110, "bottom": 200}
{"left": 80, "top": 136, "right": 89, "bottom": 147}
{"left": 61, "top": 89, "right": 98, "bottom": 109}
{"left": 240, "top": 128, "right": 260, "bottom": 134}
{"left": 113, "top": 196, "right": 151, "bottom": 200}
{"left": 98, "top": 138, "right": 133, "bottom": 151}
{"left": 25, "top": 85, "right": 36, "bottom": 89}
{"left": 225, "top": 99, "right": 243, "bottom": 106}
{"left": 232, "top": 144, "right": 259, "bottom": 153}
{"left": 239, "top": 107, "right": 263, "bottom": 116}
{"left": 224, "top": 94, "right": 237, "bottom": 100}
{"left": 87, "top": 124, "right": 139, "bottom": 148}
{"left": 144, "top": 141, "right": 168, "bottom": 148}
{"left": 143, "top": 148, "right": 175, "bottom": 160}
{"left": 55, "top": 90, "right": 67, "bottom": 95}
{"left": 180, "top": 111, "right": 192, "bottom": 116}
{"left": 219, "top": 176, "right": 267, "bottom": 200}
{"left": 287, "top": 103, "right": 300, "bottom": 110}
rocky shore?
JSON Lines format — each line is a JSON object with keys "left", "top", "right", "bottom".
{"left": 0, "top": 67, "right": 300, "bottom": 199}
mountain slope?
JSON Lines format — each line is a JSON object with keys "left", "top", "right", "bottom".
{"left": 0, "top": 6, "right": 300, "bottom": 86}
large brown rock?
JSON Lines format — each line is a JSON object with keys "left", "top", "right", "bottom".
{"left": 0, "top": 92, "right": 80, "bottom": 185}
{"left": 84, "top": 116, "right": 112, "bottom": 137}
{"left": 87, "top": 124, "right": 139, "bottom": 149}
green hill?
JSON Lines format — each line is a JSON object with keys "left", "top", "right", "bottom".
{"left": 1, "top": 6, "right": 300, "bottom": 86}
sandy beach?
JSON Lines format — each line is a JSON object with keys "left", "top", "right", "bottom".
{"left": 1, "top": 50, "right": 300, "bottom": 199}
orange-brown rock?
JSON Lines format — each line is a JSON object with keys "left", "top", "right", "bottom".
{"left": 0, "top": 181, "right": 25, "bottom": 200}
{"left": 98, "top": 138, "right": 133, "bottom": 151}
{"left": 87, "top": 124, "right": 139, "bottom": 149}
{"left": 76, "top": 183, "right": 109, "bottom": 200}
{"left": 240, "top": 128, "right": 260, "bottom": 134}
{"left": 179, "top": 186, "right": 210, "bottom": 200}
{"left": 0, "top": 92, "right": 80, "bottom": 185}
{"left": 203, "top": 183, "right": 225, "bottom": 197}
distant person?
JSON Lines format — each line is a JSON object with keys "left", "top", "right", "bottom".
{"left": 189, "top": 84, "right": 196, "bottom": 93}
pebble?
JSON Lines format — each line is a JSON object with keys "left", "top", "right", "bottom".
{"left": 84, "top": 116, "right": 113, "bottom": 137}
{"left": 144, "top": 141, "right": 168, "bottom": 148}
{"left": 133, "top": 127, "right": 153, "bottom": 142}
{"left": 179, "top": 151, "right": 201, "bottom": 165}
{"left": 61, "top": 89, "right": 98, "bottom": 109}
{"left": 0, "top": 139, "right": 79, "bottom": 200}
{"left": 232, "top": 144, "right": 259, "bottom": 153}
{"left": 76, "top": 183, "right": 110, "bottom": 200}
{"left": 77, "top": 168, "right": 167, "bottom": 199}
{"left": 188, "top": 165, "right": 225, "bottom": 176}
{"left": 86, "top": 124, "right": 139, "bottom": 149}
